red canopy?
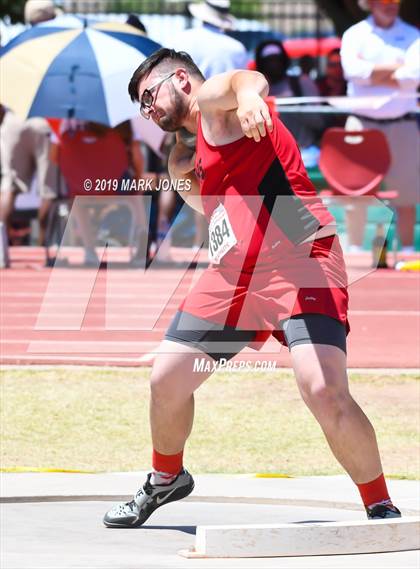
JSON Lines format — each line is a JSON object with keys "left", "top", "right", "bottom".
{"left": 247, "top": 36, "right": 342, "bottom": 69}
{"left": 283, "top": 37, "right": 341, "bottom": 58}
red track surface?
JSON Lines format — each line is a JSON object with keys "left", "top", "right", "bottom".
{"left": 1, "top": 247, "right": 419, "bottom": 368}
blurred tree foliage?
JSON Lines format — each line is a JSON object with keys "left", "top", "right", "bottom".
{"left": 105, "top": 0, "right": 185, "bottom": 15}
{"left": 314, "top": 0, "right": 419, "bottom": 35}
{"left": 0, "top": 0, "right": 418, "bottom": 30}
{"left": 231, "top": 0, "right": 261, "bottom": 17}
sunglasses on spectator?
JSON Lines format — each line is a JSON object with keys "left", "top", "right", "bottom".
{"left": 140, "top": 72, "right": 176, "bottom": 120}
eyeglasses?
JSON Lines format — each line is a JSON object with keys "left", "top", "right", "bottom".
{"left": 140, "top": 72, "right": 176, "bottom": 120}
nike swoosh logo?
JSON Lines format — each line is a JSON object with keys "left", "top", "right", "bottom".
{"left": 156, "top": 487, "right": 178, "bottom": 505}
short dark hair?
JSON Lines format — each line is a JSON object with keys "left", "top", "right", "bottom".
{"left": 128, "top": 48, "right": 205, "bottom": 103}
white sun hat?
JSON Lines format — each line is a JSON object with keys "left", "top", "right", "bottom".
{"left": 188, "top": 0, "right": 236, "bottom": 30}
{"left": 358, "top": 0, "right": 370, "bottom": 11}
{"left": 24, "top": 0, "right": 62, "bottom": 24}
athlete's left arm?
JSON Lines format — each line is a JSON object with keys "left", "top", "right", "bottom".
{"left": 168, "top": 136, "right": 204, "bottom": 215}
{"left": 197, "top": 70, "right": 273, "bottom": 142}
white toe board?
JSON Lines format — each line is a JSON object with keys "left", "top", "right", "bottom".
{"left": 179, "top": 517, "right": 420, "bottom": 558}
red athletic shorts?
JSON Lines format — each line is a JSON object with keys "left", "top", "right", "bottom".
{"left": 178, "top": 234, "right": 349, "bottom": 349}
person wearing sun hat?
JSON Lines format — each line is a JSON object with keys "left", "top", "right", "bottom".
{"left": 340, "top": 0, "right": 420, "bottom": 250}
{"left": 0, "top": 0, "right": 61, "bottom": 259}
{"left": 188, "top": 0, "right": 235, "bottom": 30}
{"left": 24, "top": 0, "right": 62, "bottom": 24}
{"left": 167, "top": 0, "right": 247, "bottom": 79}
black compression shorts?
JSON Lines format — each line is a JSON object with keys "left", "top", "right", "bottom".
{"left": 164, "top": 311, "right": 347, "bottom": 362}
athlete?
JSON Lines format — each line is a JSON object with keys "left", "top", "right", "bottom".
{"left": 103, "top": 49, "right": 400, "bottom": 527}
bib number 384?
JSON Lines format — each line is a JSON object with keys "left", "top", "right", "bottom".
{"left": 208, "top": 203, "right": 237, "bottom": 264}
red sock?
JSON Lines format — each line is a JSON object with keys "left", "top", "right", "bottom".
{"left": 357, "top": 473, "right": 391, "bottom": 507}
{"left": 152, "top": 449, "right": 183, "bottom": 476}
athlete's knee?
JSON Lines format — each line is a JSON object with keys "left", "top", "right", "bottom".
{"left": 297, "top": 365, "right": 350, "bottom": 419}
{"left": 305, "top": 382, "right": 350, "bottom": 412}
{"left": 150, "top": 364, "right": 192, "bottom": 405}
{"left": 150, "top": 369, "right": 175, "bottom": 404}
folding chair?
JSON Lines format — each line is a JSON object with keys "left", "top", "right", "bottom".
{"left": 319, "top": 128, "right": 397, "bottom": 200}
{"left": 318, "top": 128, "right": 398, "bottom": 256}
{"left": 44, "top": 127, "right": 139, "bottom": 265}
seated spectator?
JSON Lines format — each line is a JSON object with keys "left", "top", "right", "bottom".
{"left": 299, "top": 54, "right": 319, "bottom": 92}
{"left": 317, "top": 48, "right": 348, "bottom": 129}
{"left": 317, "top": 48, "right": 347, "bottom": 97}
{"left": 255, "top": 40, "right": 319, "bottom": 99}
{"left": 255, "top": 40, "right": 324, "bottom": 167}
{"left": 0, "top": 107, "right": 59, "bottom": 249}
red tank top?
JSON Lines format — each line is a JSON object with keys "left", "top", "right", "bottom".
{"left": 195, "top": 109, "right": 334, "bottom": 270}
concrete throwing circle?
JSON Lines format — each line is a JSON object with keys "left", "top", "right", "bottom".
{"left": 2, "top": 497, "right": 419, "bottom": 567}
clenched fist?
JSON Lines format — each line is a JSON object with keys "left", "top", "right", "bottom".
{"left": 236, "top": 92, "right": 273, "bottom": 142}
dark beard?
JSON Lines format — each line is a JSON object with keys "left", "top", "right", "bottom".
{"left": 159, "top": 85, "right": 187, "bottom": 132}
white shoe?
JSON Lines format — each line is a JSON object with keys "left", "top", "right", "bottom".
{"left": 103, "top": 469, "right": 194, "bottom": 528}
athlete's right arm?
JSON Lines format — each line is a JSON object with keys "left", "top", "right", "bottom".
{"left": 197, "top": 70, "right": 269, "bottom": 111}
{"left": 168, "top": 140, "right": 204, "bottom": 215}
{"left": 197, "top": 70, "right": 273, "bottom": 142}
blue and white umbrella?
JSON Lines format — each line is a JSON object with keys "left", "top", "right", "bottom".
{"left": 0, "top": 15, "right": 161, "bottom": 126}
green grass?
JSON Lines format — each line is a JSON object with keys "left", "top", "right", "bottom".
{"left": 1, "top": 367, "right": 419, "bottom": 478}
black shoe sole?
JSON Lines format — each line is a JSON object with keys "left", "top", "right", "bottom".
{"left": 103, "top": 478, "right": 195, "bottom": 528}
{"left": 367, "top": 513, "right": 402, "bottom": 520}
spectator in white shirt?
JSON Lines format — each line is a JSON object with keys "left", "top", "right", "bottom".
{"left": 340, "top": 0, "right": 420, "bottom": 250}
{"left": 168, "top": 1, "right": 248, "bottom": 79}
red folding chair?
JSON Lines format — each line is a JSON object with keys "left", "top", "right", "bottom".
{"left": 45, "top": 127, "right": 135, "bottom": 265}
{"left": 318, "top": 128, "right": 398, "bottom": 259}
{"left": 319, "top": 128, "right": 397, "bottom": 200}
{"left": 59, "top": 128, "right": 128, "bottom": 197}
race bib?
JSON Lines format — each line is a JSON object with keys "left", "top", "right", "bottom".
{"left": 208, "top": 203, "right": 237, "bottom": 264}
